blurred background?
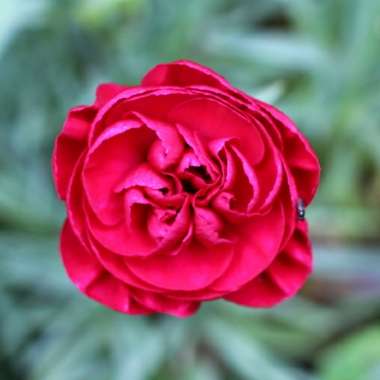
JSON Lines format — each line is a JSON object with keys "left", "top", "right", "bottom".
{"left": 1, "top": 0, "right": 380, "bottom": 379}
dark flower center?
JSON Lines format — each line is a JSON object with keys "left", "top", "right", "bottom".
{"left": 180, "top": 165, "right": 212, "bottom": 194}
{"left": 181, "top": 179, "right": 199, "bottom": 194}
{"left": 185, "top": 165, "right": 212, "bottom": 183}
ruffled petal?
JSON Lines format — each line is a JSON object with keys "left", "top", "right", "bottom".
{"left": 87, "top": 234, "right": 161, "bottom": 292}
{"left": 210, "top": 201, "right": 285, "bottom": 292}
{"left": 61, "top": 220, "right": 152, "bottom": 314}
{"left": 223, "top": 145, "right": 258, "bottom": 212}
{"left": 95, "top": 83, "right": 128, "bottom": 107}
{"left": 85, "top": 272, "right": 152, "bottom": 314}
{"left": 90, "top": 87, "right": 191, "bottom": 143}
{"left": 142, "top": 59, "right": 232, "bottom": 89}
{"left": 53, "top": 105, "right": 96, "bottom": 200}
{"left": 193, "top": 207, "right": 231, "bottom": 246}
{"left": 87, "top": 190, "right": 192, "bottom": 257}
{"left": 225, "top": 221, "right": 312, "bottom": 307}
{"left": 255, "top": 101, "right": 320, "bottom": 205}
{"left": 60, "top": 219, "right": 102, "bottom": 291}
{"left": 127, "top": 242, "right": 234, "bottom": 291}
{"left": 252, "top": 124, "right": 284, "bottom": 211}
{"left": 83, "top": 118, "right": 156, "bottom": 224}
{"left": 132, "top": 290, "right": 200, "bottom": 317}
{"left": 169, "top": 97, "right": 265, "bottom": 166}
{"left": 66, "top": 154, "right": 88, "bottom": 247}
{"left": 86, "top": 195, "right": 157, "bottom": 257}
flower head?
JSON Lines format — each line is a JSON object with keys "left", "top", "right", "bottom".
{"left": 53, "top": 60, "right": 320, "bottom": 317}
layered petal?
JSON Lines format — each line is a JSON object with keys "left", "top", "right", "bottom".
{"left": 142, "top": 60, "right": 232, "bottom": 89}
{"left": 132, "top": 290, "right": 200, "bottom": 317}
{"left": 169, "top": 97, "right": 265, "bottom": 166}
{"left": 60, "top": 219, "right": 102, "bottom": 291}
{"left": 211, "top": 201, "right": 285, "bottom": 292}
{"left": 53, "top": 105, "right": 96, "bottom": 199}
{"left": 257, "top": 102, "right": 320, "bottom": 205}
{"left": 127, "top": 242, "right": 234, "bottom": 291}
{"left": 95, "top": 83, "right": 128, "bottom": 107}
{"left": 61, "top": 220, "right": 151, "bottom": 314}
{"left": 83, "top": 118, "right": 156, "bottom": 224}
{"left": 225, "top": 221, "right": 312, "bottom": 307}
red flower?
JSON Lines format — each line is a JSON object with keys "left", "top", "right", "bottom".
{"left": 52, "top": 60, "right": 320, "bottom": 317}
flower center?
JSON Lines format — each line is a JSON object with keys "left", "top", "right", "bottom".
{"left": 181, "top": 179, "right": 198, "bottom": 194}
{"left": 186, "top": 165, "right": 212, "bottom": 182}
{"left": 180, "top": 165, "right": 212, "bottom": 194}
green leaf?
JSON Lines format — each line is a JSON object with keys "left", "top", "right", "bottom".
{"left": 207, "top": 31, "right": 329, "bottom": 71}
{"left": 112, "top": 320, "right": 165, "bottom": 380}
{"left": 318, "top": 325, "right": 380, "bottom": 380}
{"left": 205, "top": 319, "right": 312, "bottom": 380}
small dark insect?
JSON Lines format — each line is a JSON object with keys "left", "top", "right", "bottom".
{"left": 296, "top": 198, "right": 305, "bottom": 220}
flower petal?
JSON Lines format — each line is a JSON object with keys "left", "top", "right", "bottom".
{"left": 53, "top": 105, "right": 96, "bottom": 200}
{"left": 61, "top": 219, "right": 152, "bottom": 314}
{"left": 83, "top": 118, "right": 156, "bottom": 224}
{"left": 169, "top": 97, "right": 265, "bottom": 166}
{"left": 86, "top": 189, "right": 157, "bottom": 256}
{"left": 256, "top": 101, "right": 320, "bottom": 205}
{"left": 60, "top": 219, "right": 102, "bottom": 291}
{"left": 211, "top": 201, "right": 285, "bottom": 292}
{"left": 142, "top": 59, "right": 232, "bottom": 89}
{"left": 95, "top": 83, "right": 128, "bottom": 107}
{"left": 193, "top": 207, "right": 231, "bottom": 246}
{"left": 127, "top": 242, "right": 234, "bottom": 291}
{"left": 225, "top": 221, "right": 312, "bottom": 307}
{"left": 132, "top": 290, "right": 200, "bottom": 317}
{"left": 85, "top": 271, "right": 152, "bottom": 314}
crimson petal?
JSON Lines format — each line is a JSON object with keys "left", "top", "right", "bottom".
{"left": 83, "top": 118, "right": 155, "bottom": 225}
{"left": 53, "top": 105, "right": 96, "bottom": 200}
{"left": 95, "top": 83, "right": 128, "bottom": 107}
{"left": 127, "top": 242, "right": 234, "bottom": 291}
{"left": 225, "top": 221, "right": 312, "bottom": 307}
{"left": 211, "top": 202, "right": 285, "bottom": 292}
{"left": 61, "top": 220, "right": 151, "bottom": 314}
{"left": 169, "top": 97, "right": 265, "bottom": 166}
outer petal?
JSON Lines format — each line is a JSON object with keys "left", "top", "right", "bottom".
{"left": 142, "top": 59, "right": 232, "bottom": 89}
{"left": 85, "top": 272, "right": 152, "bottom": 315}
{"left": 61, "top": 220, "right": 151, "bottom": 315}
{"left": 60, "top": 219, "right": 102, "bottom": 291}
{"left": 126, "top": 242, "right": 234, "bottom": 291}
{"left": 225, "top": 221, "right": 312, "bottom": 307}
{"left": 89, "top": 87, "right": 191, "bottom": 143}
{"left": 132, "top": 290, "right": 200, "bottom": 318}
{"left": 66, "top": 154, "right": 88, "bottom": 247}
{"left": 141, "top": 60, "right": 253, "bottom": 109}
{"left": 257, "top": 102, "right": 320, "bottom": 205}
{"left": 95, "top": 83, "right": 128, "bottom": 107}
{"left": 53, "top": 105, "right": 96, "bottom": 200}
{"left": 210, "top": 201, "right": 285, "bottom": 292}
{"left": 88, "top": 235, "right": 161, "bottom": 292}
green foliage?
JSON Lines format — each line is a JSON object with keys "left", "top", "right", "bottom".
{"left": 319, "top": 325, "right": 380, "bottom": 380}
{"left": 0, "top": 0, "right": 379, "bottom": 379}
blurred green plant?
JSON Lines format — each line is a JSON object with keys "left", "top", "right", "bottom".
{"left": 1, "top": 0, "right": 380, "bottom": 379}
